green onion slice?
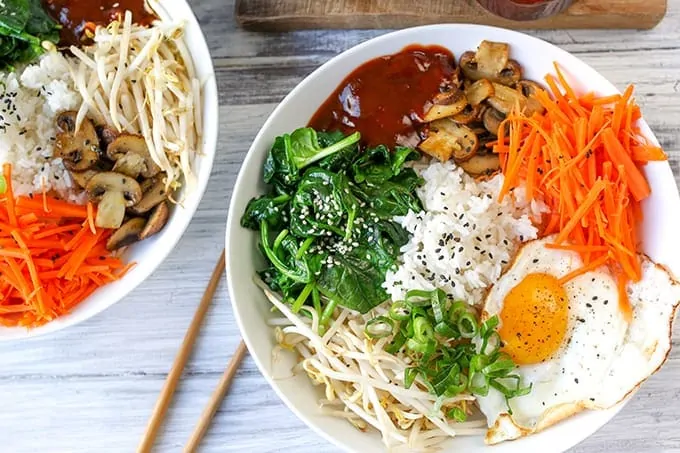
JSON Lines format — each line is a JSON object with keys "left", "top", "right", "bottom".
{"left": 406, "top": 338, "right": 436, "bottom": 355}
{"left": 404, "top": 289, "right": 435, "bottom": 307}
{"left": 430, "top": 289, "right": 447, "bottom": 323}
{"left": 404, "top": 367, "right": 419, "bottom": 389}
{"left": 468, "top": 371, "right": 490, "bottom": 396}
{"left": 448, "top": 300, "right": 468, "bottom": 323}
{"left": 447, "top": 407, "right": 467, "bottom": 422}
{"left": 388, "top": 301, "right": 411, "bottom": 320}
{"left": 365, "top": 316, "right": 394, "bottom": 339}
{"left": 385, "top": 331, "right": 407, "bottom": 354}
{"left": 457, "top": 312, "right": 478, "bottom": 338}
{"left": 412, "top": 316, "right": 434, "bottom": 343}
{"left": 434, "top": 321, "right": 457, "bottom": 338}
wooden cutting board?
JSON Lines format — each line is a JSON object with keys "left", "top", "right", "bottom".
{"left": 235, "top": 0, "right": 667, "bottom": 31}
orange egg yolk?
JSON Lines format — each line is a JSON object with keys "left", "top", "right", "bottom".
{"left": 499, "top": 273, "right": 569, "bottom": 365}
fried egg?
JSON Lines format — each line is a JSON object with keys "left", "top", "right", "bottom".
{"left": 477, "top": 237, "right": 680, "bottom": 444}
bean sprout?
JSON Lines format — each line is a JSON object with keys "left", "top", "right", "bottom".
{"left": 66, "top": 9, "right": 202, "bottom": 195}
{"left": 255, "top": 278, "right": 486, "bottom": 452}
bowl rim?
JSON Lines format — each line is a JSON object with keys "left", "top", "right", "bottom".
{"left": 226, "top": 23, "right": 667, "bottom": 453}
{"left": 0, "top": 0, "right": 218, "bottom": 341}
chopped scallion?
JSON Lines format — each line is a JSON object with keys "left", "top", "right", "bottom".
{"left": 365, "top": 316, "right": 394, "bottom": 338}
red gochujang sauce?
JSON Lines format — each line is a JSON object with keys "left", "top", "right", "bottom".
{"left": 308, "top": 45, "right": 457, "bottom": 149}
{"left": 42, "top": 0, "right": 157, "bottom": 47}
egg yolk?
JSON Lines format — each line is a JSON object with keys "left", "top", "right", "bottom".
{"left": 498, "top": 273, "right": 568, "bottom": 365}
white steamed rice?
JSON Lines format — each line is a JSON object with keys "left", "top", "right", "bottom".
{"left": 383, "top": 160, "right": 547, "bottom": 306}
{"left": 0, "top": 51, "right": 82, "bottom": 199}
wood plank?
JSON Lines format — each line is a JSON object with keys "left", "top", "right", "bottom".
{"left": 191, "top": 0, "right": 680, "bottom": 60}
{"left": 235, "top": 0, "right": 667, "bottom": 31}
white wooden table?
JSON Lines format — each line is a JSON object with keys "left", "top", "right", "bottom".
{"left": 2, "top": 1, "right": 680, "bottom": 452}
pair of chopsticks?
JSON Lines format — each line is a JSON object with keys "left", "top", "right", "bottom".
{"left": 137, "top": 250, "right": 248, "bottom": 453}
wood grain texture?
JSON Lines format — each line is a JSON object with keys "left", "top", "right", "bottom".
{"left": 1, "top": 0, "right": 680, "bottom": 452}
{"left": 235, "top": 0, "right": 667, "bottom": 31}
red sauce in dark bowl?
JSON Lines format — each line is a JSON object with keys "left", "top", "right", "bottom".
{"left": 308, "top": 45, "right": 457, "bottom": 149}
{"left": 42, "top": 0, "right": 157, "bottom": 47}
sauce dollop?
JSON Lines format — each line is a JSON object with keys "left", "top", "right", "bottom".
{"left": 308, "top": 45, "right": 456, "bottom": 148}
{"left": 42, "top": 0, "right": 157, "bottom": 47}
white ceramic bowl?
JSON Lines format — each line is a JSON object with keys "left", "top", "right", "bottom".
{"left": 0, "top": 0, "right": 218, "bottom": 341}
{"left": 226, "top": 24, "right": 680, "bottom": 453}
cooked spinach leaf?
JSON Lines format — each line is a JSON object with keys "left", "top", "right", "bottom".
{"left": 352, "top": 145, "right": 419, "bottom": 185}
{"left": 0, "top": 0, "right": 31, "bottom": 34}
{"left": 289, "top": 168, "right": 359, "bottom": 239}
{"left": 316, "top": 248, "right": 389, "bottom": 314}
{"left": 243, "top": 128, "right": 422, "bottom": 316}
{"left": 0, "top": 0, "right": 60, "bottom": 70}
{"left": 241, "top": 193, "right": 290, "bottom": 230}
{"left": 354, "top": 169, "right": 423, "bottom": 219}
{"left": 263, "top": 127, "right": 360, "bottom": 190}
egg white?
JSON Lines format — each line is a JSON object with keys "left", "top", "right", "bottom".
{"left": 478, "top": 237, "right": 680, "bottom": 444}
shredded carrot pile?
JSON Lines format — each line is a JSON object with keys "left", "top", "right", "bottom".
{"left": 0, "top": 164, "right": 133, "bottom": 328}
{"left": 494, "top": 64, "right": 666, "bottom": 318}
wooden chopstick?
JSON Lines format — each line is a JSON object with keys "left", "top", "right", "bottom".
{"left": 184, "top": 340, "right": 248, "bottom": 453}
{"left": 137, "top": 250, "right": 226, "bottom": 453}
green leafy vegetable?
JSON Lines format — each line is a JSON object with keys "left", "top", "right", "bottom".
{"left": 377, "top": 288, "right": 531, "bottom": 419}
{"left": 243, "top": 127, "right": 422, "bottom": 317}
{"left": 352, "top": 145, "right": 419, "bottom": 185}
{"left": 364, "top": 316, "right": 394, "bottom": 338}
{"left": 289, "top": 168, "right": 359, "bottom": 239}
{"left": 315, "top": 248, "right": 390, "bottom": 314}
{"left": 240, "top": 193, "right": 290, "bottom": 230}
{"left": 259, "top": 223, "right": 313, "bottom": 284}
{"left": 289, "top": 128, "right": 361, "bottom": 169}
{"left": 263, "top": 127, "right": 361, "bottom": 190}
{"left": 0, "top": 0, "right": 60, "bottom": 70}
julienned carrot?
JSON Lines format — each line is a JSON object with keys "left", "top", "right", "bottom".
{"left": 16, "top": 196, "right": 89, "bottom": 219}
{"left": 555, "top": 179, "right": 607, "bottom": 244}
{"left": 632, "top": 145, "right": 666, "bottom": 162}
{"left": 495, "top": 65, "right": 666, "bottom": 292}
{"left": 0, "top": 165, "right": 134, "bottom": 328}
{"left": 601, "top": 127, "right": 650, "bottom": 201}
